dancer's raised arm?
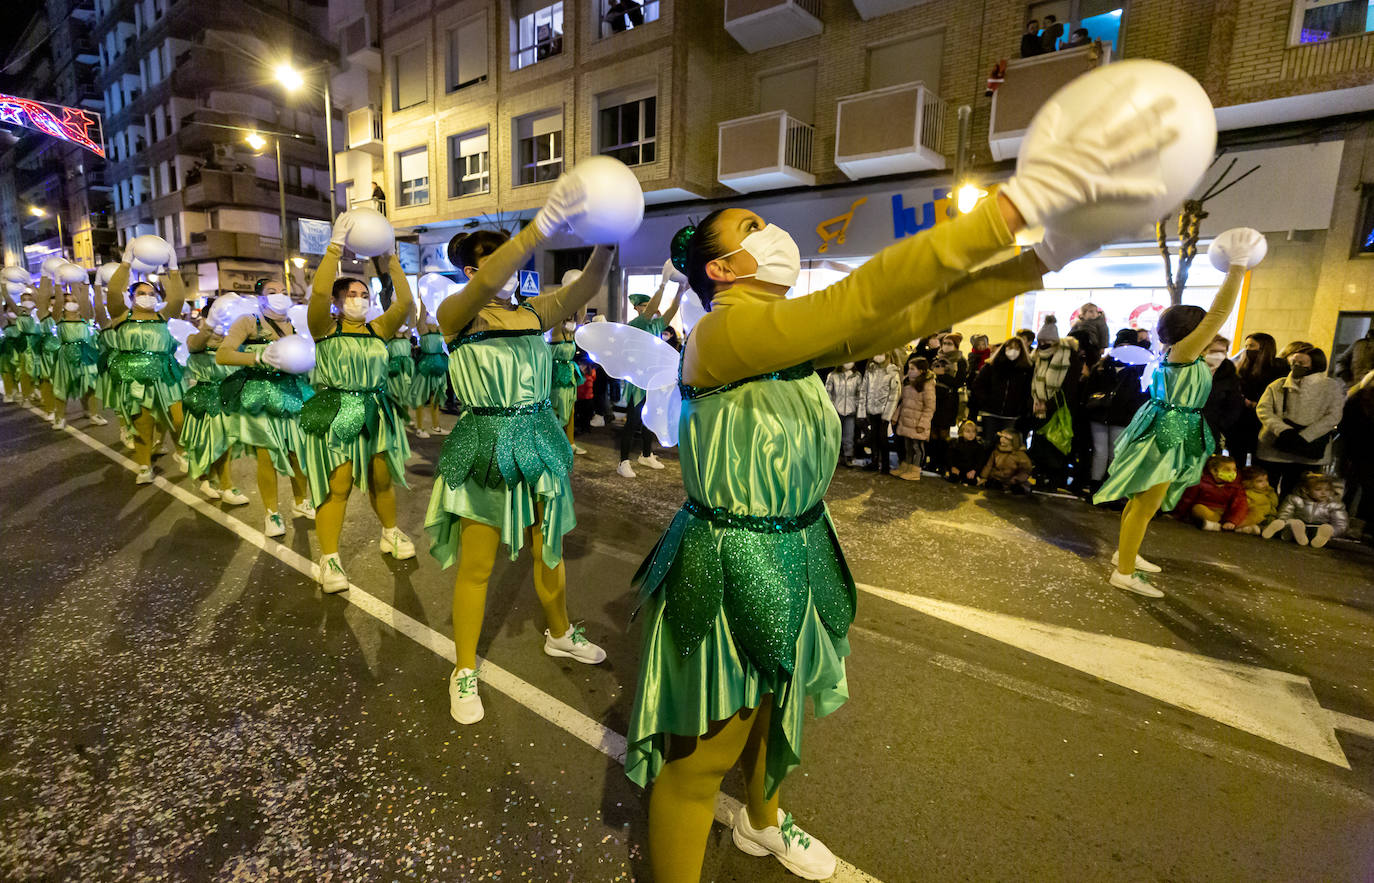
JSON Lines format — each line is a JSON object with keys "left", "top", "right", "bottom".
{"left": 525, "top": 246, "right": 615, "bottom": 330}
{"left": 372, "top": 254, "right": 414, "bottom": 339}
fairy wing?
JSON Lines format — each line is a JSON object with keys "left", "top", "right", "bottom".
{"left": 574, "top": 322, "right": 680, "bottom": 392}
{"left": 167, "top": 318, "right": 197, "bottom": 345}
{"left": 642, "top": 383, "right": 682, "bottom": 448}
{"left": 1107, "top": 345, "right": 1159, "bottom": 393}
{"left": 678, "top": 288, "right": 706, "bottom": 335}
{"left": 287, "top": 303, "right": 310, "bottom": 336}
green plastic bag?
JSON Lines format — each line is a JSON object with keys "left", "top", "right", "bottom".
{"left": 1043, "top": 393, "right": 1073, "bottom": 454}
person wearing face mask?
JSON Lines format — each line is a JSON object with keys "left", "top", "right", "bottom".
{"left": 429, "top": 187, "right": 616, "bottom": 725}
{"left": 1254, "top": 345, "right": 1346, "bottom": 497}
{"left": 618, "top": 280, "right": 685, "bottom": 478}
{"left": 1095, "top": 229, "right": 1267, "bottom": 598}
{"left": 626, "top": 81, "right": 1185, "bottom": 878}
{"left": 823, "top": 360, "right": 862, "bottom": 465}
{"left": 407, "top": 295, "right": 450, "bottom": 439}
{"left": 181, "top": 307, "right": 249, "bottom": 507}
{"left": 1200, "top": 335, "right": 1244, "bottom": 453}
{"left": 548, "top": 296, "right": 586, "bottom": 454}
{"left": 217, "top": 280, "right": 317, "bottom": 536}
{"left": 48, "top": 280, "right": 104, "bottom": 430}
{"left": 858, "top": 350, "right": 900, "bottom": 473}
{"left": 970, "top": 336, "right": 1033, "bottom": 437}
{"left": 301, "top": 213, "right": 416, "bottom": 591}
{"left": 104, "top": 241, "right": 189, "bottom": 485}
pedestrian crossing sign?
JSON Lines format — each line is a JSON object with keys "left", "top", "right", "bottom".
{"left": 518, "top": 270, "right": 540, "bottom": 296}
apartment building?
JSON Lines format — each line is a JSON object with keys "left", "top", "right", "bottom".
{"left": 334, "top": 0, "right": 1373, "bottom": 350}
{"left": 92, "top": 0, "right": 336, "bottom": 294}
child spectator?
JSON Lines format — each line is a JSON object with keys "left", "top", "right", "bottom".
{"left": 825, "top": 361, "right": 863, "bottom": 466}
{"left": 968, "top": 334, "right": 993, "bottom": 375}
{"left": 947, "top": 420, "right": 986, "bottom": 485}
{"left": 1173, "top": 455, "right": 1248, "bottom": 531}
{"left": 573, "top": 355, "right": 598, "bottom": 433}
{"left": 1235, "top": 467, "right": 1279, "bottom": 535}
{"left": 859, "top": 353, "right": 901, "bottom": 474}
{"left": 895, "top": 357, "right": 936, "bottom": 481}
{"left": 927, "top": 357, "right": 959, "bottom": 472}
{"left": 1263, "top": 472, "right": 1349, "bottom": 548}
{"left": 981, "top": 429, "right": 1034, "bottom": 494}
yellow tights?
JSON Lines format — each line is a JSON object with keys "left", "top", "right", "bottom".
{"left": 563, "top": 414, "right": 575, "bottom": 445}
{"left": 649, "top": 702, "right": 781, "bottom": 883}
{"left": 413, "top": 402, "right": 442, "bottom": 431}
{"left": 254, "top": 448, "right": 308, "bottom": 515}
{"left": 1115, "top": 481, "right": 1171, "bottom": 576}
{"left": 39, "top": 381, "right": 54, "bottom": 416}
{"left": 132, "top": 403, "right": 183, "bottom": 469}
{"left": 315, "top": 455, "right": 397, "bottom": 556}
{"left": 451, "top": 511, "right": 571, "bottom": 671}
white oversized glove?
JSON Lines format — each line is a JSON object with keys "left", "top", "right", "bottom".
{"left": 1207, "top": 227, "right": 1266, "bottom": 272}
{"left": 330, "top": 211, "right": 355, "bottom": 248}
{"left": 1001, "top": 93, "right": 1179, "bottom": 230}
{"left": 662, "top": 258, "right": 687, "bottom": 285}
{"left": 1032, "top": 228, "right": 1103, "bottom": 273}
{"left": 164, "top": 245, "right": 178, "bottom": 272}
{"left": 532, "top": 173, "right": 588, "bottom": 237}
{"left": 121, "top": 239, "right": 136, "bottom": 266}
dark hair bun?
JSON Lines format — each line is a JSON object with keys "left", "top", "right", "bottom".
{"left": 446, "top": 233, "right": 470, "bottom": 271}
{"left": 670, "top": 225, "right": 696, "bottom": 273}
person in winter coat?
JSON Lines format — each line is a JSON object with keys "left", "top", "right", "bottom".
{"left": 970, "top": 336, "right": 1033, "bottom": 437}
{"left": 947, "top": 419, "right": 987, "bottom": 485}
{"left": 1173, "top": 455, "right": 1248, "bottom": 530}
{"left": 894, "top": 358, "right": 936, "bottom": 481}
{"left": 1338, "top": 369, "right": 1374, "bottom": 543}
{"left": 1255, "top": 347, "right": 1346, "bottom": 496}
{"left": 1235, "top": 467, "right": 1280, "bottom": 535}
{"left": 1230, "top": 332, "right": 1287, "bottom": 467}
{"left": 1262, "top": 472, "right": 1349, "bottom": 548}
{"left": 858, "top": 352, "right": 901, "bottom": 473}
{"left": 1080, "top": 329, "right": 1150, "bottom": 493}
{"left": 1037, "top": 314, "right": 1060, "bottom": 346}
{"left": 968, "top": 334, "right": 992, "bottom": 375}
{"left": 825, "top": 361, "right": 864, "bottom": 465}
{"left": 1333, "top": 328, "right": 1374, "bottom": 386}
{"left": 1028, "top": 334, "right": 1083, "bottom": 492}
{"left": 938, "top": 333, "right": 969, "bottom": 391}
{"left": 1201, "top": 335, "right": 1246, "bottom": 451}
{"left": 1069, "top": 302, "right": 1111, "bottom": 352}
{"left": 981, "top": 428, "right": 1034, "bottom": 494}
{"left": 927, "top": 357, "right": 960, "bottom": 472}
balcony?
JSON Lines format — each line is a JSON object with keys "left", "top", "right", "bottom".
{"left": 339, "top": 14, "right": 381, "bottom": 72}
{"left": 187, "top": 230, "right": 283, "bottom": 262}
{"left": 347, "top": 106, "right": 383, "bottom": 155}
{"left": 182, "top": 169, "right": 330, "bottom": 215}
{"left": 718, "top": 110, "right": 815, "bottom": 194}
{"left": 834, "top": 81, "right": 946, "bottom": 180}
{"left": 850, "top": 0, "right": 934, "bottom": 18}
{"left": 724, "top": 0, "right": 821, "bottom": 53}
{"left": 988, "top": 42, "right": 1110, "bottom": 162}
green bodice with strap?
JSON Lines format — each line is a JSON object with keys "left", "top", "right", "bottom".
{"left": 1094, "top": 357, "right": 1215, "bottom": 510}
{"left": 625, "top": 362, "right": 853, "bottom": 798}
{"left": 50, "top": 319, "right": 98, "bottom": 400}
{"left": 180, "top": 348, "right": 247, "bottom": 480}
{"left": 109, "top": 317, "right": 186, "bottom": 423}
{"left": 406, "top": 331, "right": 448, "bottom": 408}
{"left": 94, "top": 326, "right": 120, "bottom": 410}
{"left": 299, "top": 321, "right": 410, "bottom": 506}
{"left": 1, "top": 323, "right": 22, "bottom": 373}
{"left": 550, "top": 338, "right": 582, "bottom": 425}
{"left": 425, "top": 305, "right": 574, "bottom": 571}
{"left": 219, "top": 317, "right": 315, "bottom": 420}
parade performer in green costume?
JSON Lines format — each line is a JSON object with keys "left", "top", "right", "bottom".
{"left": 407, "top": 301, "right": 449, "bottom": 438}
{"left": 427, "top": 188, "right": 614, "bottom": 726}
{"left": 48, "top": 279, "right": 105, "bottom": 429}
{"left": 385, "top": 318, "right": 416, "bottom": 430}
{"left": 547, "top": 280, "right": 586, "bottom": 454}
{"left": 184, "top": 310, "right": 249, "bottom": 507}
{"left": 616, "top": 279, "right": 683, "bottom": 478}
{"left": 303, "top": 213, "right": 416, "bottom": 593}
{"left": 20, "top": 277, "right": 58, "bottom": 420}
{"left": 1094, "top": 227, "right": 1266, "bottom": 598}
{"left": 218, "top": 280, "right": 317, "bottom": 538}
{"left": 2, "top": 286, "right": 26, "bottom": 403}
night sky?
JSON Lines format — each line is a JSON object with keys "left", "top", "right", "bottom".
{"left": 0, "top": 0, "right": 50, "bottom": 94}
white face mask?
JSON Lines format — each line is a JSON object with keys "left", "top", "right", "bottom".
{"left": 720, "top": 224, "right": 801, "bottom": 289}
{"left": 263, "top": 294, "right": 292, "bottom": 314}
{"left": 1005, "top": 348, "right": 1021, "bottom": 361}
{"left": 20, "top": 300, "right": 35, "bottom": 311}
{"left": 563, "top": 321, "right": 576, "bottom": 333}
{"left": 1204, "top": 352, "right": 1226, "bottom": 369}
{"left": 872, "top": 354, "right": 886, "bottom": 364}
{"left": 134, "top": 294, "right": 160, "bottom": 311}
{"left": 341, "top": 298, "right": 369, "bottom": 321}
{"left": 64, "top": 302, "right": 80, "bottom": 313}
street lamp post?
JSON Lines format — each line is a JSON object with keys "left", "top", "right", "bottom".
{"left": 275, "top": 61, "right": 337, "bottom": 222}
{"left": 29, "top": 206, "right": 65, "bottom": 261}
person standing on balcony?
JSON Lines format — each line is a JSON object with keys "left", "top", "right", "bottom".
{"left": 372, "top": 181, "right": 387, "bottom": 217}
{"left": 1041, "top": 13, "right": 1065, "bottom": 51}
{"left": 1021, "top": 18, "right": 1045, "bottom": 57}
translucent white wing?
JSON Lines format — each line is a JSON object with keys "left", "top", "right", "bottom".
{"left": 1108, "top": 345, "right": 1159, "bottom": 393}
{"left": 287, "top": 303, "right": 310, "bottom": 336}
{"left": 167, "top": 318, "right": 197, "bottom": 345}
{"left": 175, "top": 343, "right": 189, "bottom": 366}
{"left": 679, "top": 288, "right": 706, "bottom": 334}
{"left": 642, "top": 383, "right": 681, "bottom": 448}
{"left": 574, "top": 322, "right": 680, "bottom": 391}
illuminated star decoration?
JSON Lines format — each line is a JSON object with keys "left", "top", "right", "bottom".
{"left": 0, "top": 93, "right": 105, "bottom": 158}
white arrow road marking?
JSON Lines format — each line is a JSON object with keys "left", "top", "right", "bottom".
{"left": 859, "top": 583, "right": 1352, "bottom": 769}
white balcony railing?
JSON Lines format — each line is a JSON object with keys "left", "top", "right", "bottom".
{"left": 835, "top": 81, "right": 947, "bottom": 180}
{"left": 347, "top": 106, "right": 384, "bottom": 154}
{"left": 988, "top": 42, "right": 1110, "bottom": 162}
{"left": 718, "top": 110, "right": 816, "bottom": 194}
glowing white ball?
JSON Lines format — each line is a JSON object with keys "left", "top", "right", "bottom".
{"left": 561, "top": 269, "right": 583, "bottom": 286}
{"left": 207, "top": 293, "right": 256, "bottom": 333}
{"left": 42, "top": 256, "right": 67, "bottom": 278}
{"left": 562, "top": 156, "right": 644, "bottom": 244}
{"left": 55, "top": 263, "right": 88, "bottom": 285}
{"left": 130, "top": 234, "right": 174, "bottom": 270}
{"left": 97, "top": 262, "right": 121, "bottom": 285}
{"left": 1021, "top": 59, "right": 1216, "bottom": 242}
{"left": 2, "top": 266, "right": 28, "bottom": 285}
{"left": 344, "top": 208, "right": 394, "bottom": 258}
{"left": 264, "top": 334, "right": 317, "bottom": 374}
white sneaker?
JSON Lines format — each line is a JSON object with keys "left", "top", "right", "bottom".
{"left": 1312, "top": 523, "right": 1334, "bottom": 549}
{"left": 543, "top": 624, "right": 607, "bottom": 664}
{"left": 431, "top": 425, "right": 448, "bottom": 436}
{"left": 1109, "top": 569, "right": 1164, "bottom": 598}
{"left": 317, "top": 553, "right": 349, "bottom": 593}
{"left": 173, "top": 451, "right": 188, "bottom": 472}
{"left": 292, "top": 499, "right": 317, "bottom": 520}
{"left": 381, "top": 527, "right": 416, "bottom": 560}
{"left": 52, "top": 417, "right": 65, "bottom": 430}
{"left": 219, "top": 487, "right": 249, "bottom": 506}
{"left": 415, "top": 428, "right": 430, "bottom": 439}
{"left": 572, "top": 443, "right": 587, "bottom": 455}
{"left": 732, "top": 808, "right": 837, "bottom": 881}
{"left": 264, "top": 512, "right": 286, "bottom": 538}
{"left": 1289, "top": 518, "right": 1309, "bottom": 546}
{"left": 199, "top": 480, "right": 221, "bottom": 500}
{"left": 88, "top": 413, "right": 108, "bottom": 426}
{"left": 637, "top": 454, "right": 665, "bottom": 470}
{"left": 1, "top": 393, "right": 11, "bottom": 403}
{"left": 589, "top": 414, "right": 605, "bottom": 428}
{"left": 135, "top": 466, "right": 154, "bottom": 485}
{"left": 120, "top": 428, "right": 135, "bottom": 451}
{"left": 42, "top": 411, "right": 54, "bottom": 423}
{"left": 1201, "top": 520, "right": 1221, "bottom": 532}
{"left": 1111, "top": 551, "right": 1162, "bottom": 574}
{"left": 617, "top": 460, "right": 636, "bottom": 478}
{"left": 1261, "top": 519, "right": 1287, "bottom": 540}
{"left": 449, "top": 667, "right": 484, "bottom": 725}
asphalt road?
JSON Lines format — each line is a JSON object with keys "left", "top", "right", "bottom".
{"left": 1, "top": 402, "right": 1372, "bottom": 882}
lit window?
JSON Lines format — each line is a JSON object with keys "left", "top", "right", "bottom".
{"left": 598, "top": 94, "right": 656, "bottom": 166}
{"left": 397, "top": 146, "right": 429, "bottom": 207}
{"left": 449, "top": 129, "right": 490, "bottom": 197}
{"left": 600, "top": 0, "right": 659, "bottom": 38}
{"left": 514, "top": 111, "right": 563, "bottom": 186}
{"left": 513, "top": 1, "right": 563, "bottom": 70}
{"left": 1292, "top": 0, "right": 1374, "bottom": 44}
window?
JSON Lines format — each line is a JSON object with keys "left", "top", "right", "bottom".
{"left": 598, "top": 92, "right": 656, "bottom": 166}
{"left": 513, "top": 1, "right": 563, "bottom": 70}
{"left": 1291, "top": 0, "right": 1374, "bottom": 44}
{"left": 447, "top": 15, "right": 488, "bottom": 92}
{"left": 391, "top": 44, "right": 427, "bottom": 111}
{"left": 758, "top": 64, "right": 817, "bottom": 124}
{"left": 867, "top": 32, "right": 943, "bottom": 93}
{"left": 1354, "top": 185, "right": 1374, "bottom": 258}
{"left": 449, "top": 129, "right": 490, "bottom": 197}
{"left": 396, "top": 146, "right": 429, "bottom": 206}
{"left": 514, "top": 111, "right": 563, "bottom": 185}
{"left": 600, "top": 0, "right": 659, "bottom": 38}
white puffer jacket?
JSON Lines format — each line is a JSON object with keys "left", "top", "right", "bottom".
{"left": 859, "top": 362, "right": 901, "bottom": 422}
{"left": 825, "top": 368, "right": 863, "bottom": 417}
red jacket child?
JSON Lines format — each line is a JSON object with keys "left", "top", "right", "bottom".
{"left": 1174, "top": 460, "right": 1249, "bottom": 527}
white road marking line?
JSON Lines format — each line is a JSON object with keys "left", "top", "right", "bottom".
{"left": 48, "top": 412, "right": 881, "bottom": 883}
{"left": 1327, "top": 710, "right": 1374, "bottom": 742}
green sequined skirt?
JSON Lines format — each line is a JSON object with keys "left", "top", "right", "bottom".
{"left": 181, "top": 379, "right": 246, "bottom": 480}
{"left": 424, "top": 404, "right": 575, "bottom": 571}
{"left": 624, "top": 502, "right": 855, "bottom": 798}
{"left": 405, "top": 357, "right": 448, "bottom": 408}
{"left": 219, "top": 368, "right": 315, "bottom": 476}
{"left": 51, "top": 341, "right": 98, "bottom": 401}
{"left": 1094, "top": 400, "right": 1214, "bottom": 511}
{"left": 299, "top": 387, "right": 410, "bottom": 507}
{"left": 21, "top": 335, "right": 56, "bottom": 382}
{"left": 109, "top": 352, "right": 186, "bottom": 425}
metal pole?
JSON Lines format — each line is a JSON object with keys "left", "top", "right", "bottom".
{"left": 55, "top": 211, "right": 65, "bottom": 261}
{"left": 951, "top": 104, "right": 972, "bottom": 218}
{"left": 275, "top": 137, "right": 291, "bottom": 290}
{"left": 323, "top": 76, "right": 336, "bottom": 222}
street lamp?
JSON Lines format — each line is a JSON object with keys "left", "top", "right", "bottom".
{"left": 29, "top": 205, "right": 65, "bottom": 261}
{"left": 244, "top": 131, "right": 292, "bottom": 290}
{"left": 274, "top": 60, "right": 336, "bottom": 222}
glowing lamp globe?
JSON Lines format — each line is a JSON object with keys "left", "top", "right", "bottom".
{"left": 264, "top": 334, "right": 317, "bottom": 375}
{"left": 130, "top": 234, "right": 174, "bottom": 270}
{"left": 56, "top": 263, "right": 88, "bottom": 285}
{"left": 42, "top": 256, "right": 67, "bottom": 278}
{"left": 563, "top": 156, "right": 644, "bottom": 244}
{"left": 1019, "top": 60, "right": 1216, "bottom": 242}
{"left": 344, "top": 208, "right": 394, "bottom": 258}
{"left": 97, "top": 262, "right": 121, "bottom": 285}
{"left": 2, "top": 266, "right": 28, "bottom": 285}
